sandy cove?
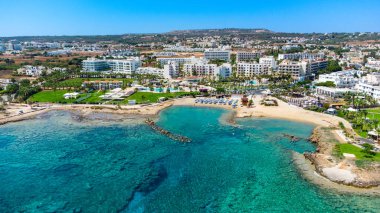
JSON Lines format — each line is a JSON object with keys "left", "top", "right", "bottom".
{"left": 1, "top": 96, "right": 379, "bottom": 193}
{"left": 174, "top": 96, "right": 380, "bottom": 193}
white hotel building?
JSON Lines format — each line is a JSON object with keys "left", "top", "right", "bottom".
{"left": 163, "top": 61, "right": 179, "bottom": 79}
{"left": 276, "top": 60, "right": 308, "bottom": 79}
{"left": 82, "top": 58, "right": 109, "bottom": 72}
{"left": 108, "top": 58, "right": 140, "bottom": 75}
{"left": 183, "top": 62, "right": 231, "bottom": 79}
{"left": 204, "top": 49, "right": 231, "bottom": 61}
{"left": 317, "top": 70, "right": 359, "bottom": 88}
{"left": 237, "top": 56, "right": 276, "bottom": 77}
{"left": 236, "top": 51, "right": 261, "bottom": 62}
{"left": 135, "top": 67, "right": 164, "bottom": 76}
{"left": 157, "top": 56, "right": 202, "bottom": 66}
{"left": 82, "top": 57, "right": 141, "bottom": 74}
{"left": 356, "top": 72, "right": 380, "bottom": 102}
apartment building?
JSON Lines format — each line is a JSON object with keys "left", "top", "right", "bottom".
{"left": 204, "top": 49, "right": 231, "bottom": 61}
{"left": 236, "top": 51, "right": 261, "bottom": 62}
{"left": 236, "top": 56, "right": 275, "bottom": 77}
{"left": 237, "top": 63, "right": 270, "bottom": 77}
{"left": 183, "top": 62, "right": 231, "bottom": 79}
{"left": 183, "top": 63, "right": 218, "bottom": 77}
{"left": 276, "top": 60, "right": 308, "bottom": 79}
{"left": 259, "top": 56, "right": 276, "bottom": 69}
{"left": 306, "top": 60, "right": 328, "bottom": 75}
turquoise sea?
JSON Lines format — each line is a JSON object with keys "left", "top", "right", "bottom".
{"left": 0, "top": 106, "right": 379, "bottom": 212}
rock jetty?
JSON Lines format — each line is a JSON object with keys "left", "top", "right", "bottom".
{"left": 145, "top": 119, "right": 191, "bottom": 143}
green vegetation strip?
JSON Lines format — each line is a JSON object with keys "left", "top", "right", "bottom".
{"left": 28, "top": 90, "right": 80, "bottom": 103}
{"left": 119, "top": 92, "right": 196, "bottom": 104}
{"left": 336, "top": 144, "right": 380, "bottom": 161}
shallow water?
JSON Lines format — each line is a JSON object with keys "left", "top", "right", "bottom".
{"left": 0, "top": 106, "right": 379, "bottom": 212}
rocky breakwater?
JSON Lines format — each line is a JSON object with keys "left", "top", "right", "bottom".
{"left": 145, "top": 119, "right": 191, "bottom": 143}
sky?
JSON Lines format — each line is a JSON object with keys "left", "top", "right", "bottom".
{"left": 1, "top": 0, "right": 380, "bottom": 36}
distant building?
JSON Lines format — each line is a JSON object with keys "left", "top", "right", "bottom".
{"left": 204, "top": 49, "right": 231, "bottom": 61}
{"left": 365, "top": 57, "right": 380, "bottom": 70}
{"left": 47, "top": 49, "right": 71, "bottom": 56}
{"left": 0, "top": 79, "right": 12, "bottom": 90}
{"left": 0, "top": 43, "right": 5, "bottom": 52}
{"left": 106, "top": 49, "right": 138, "bottom": 57}
{"left": 278, "top": 52, "right": 325, "bottom": 60}
{"left": 152, "top": 52, "right": 177, "bottom": 57}
{"left": 17, "top": 65, "right": 47, "bottom": 76}
{"left": 281, "top": 44, "right": 299, "bottom": 51}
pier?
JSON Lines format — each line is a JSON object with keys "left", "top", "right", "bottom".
{"left": 145, "top": 119, "right": 191, "bottom": 143}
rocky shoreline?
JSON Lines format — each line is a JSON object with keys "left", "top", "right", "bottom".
{"left": 303, "top": 127, "right": 380, "bottom": 189}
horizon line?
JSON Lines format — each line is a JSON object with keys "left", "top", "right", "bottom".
{"left": 1, "top": 28, "right": 380, "bottom": 38}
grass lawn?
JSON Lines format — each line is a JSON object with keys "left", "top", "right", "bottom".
{"left": 336, "top": 144, "right": 380, "bottom": 161}
{"left": 365, "top": 108, "right": 380, "bottom": 120}
{"left": 118, "top": 92, "right": 193, "bottom": 104}
{"left": 29, "top": 90, "right": 196, "bottom": 104}
{"left": 28, "top": 90, "right": 82, "bottom": 103}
